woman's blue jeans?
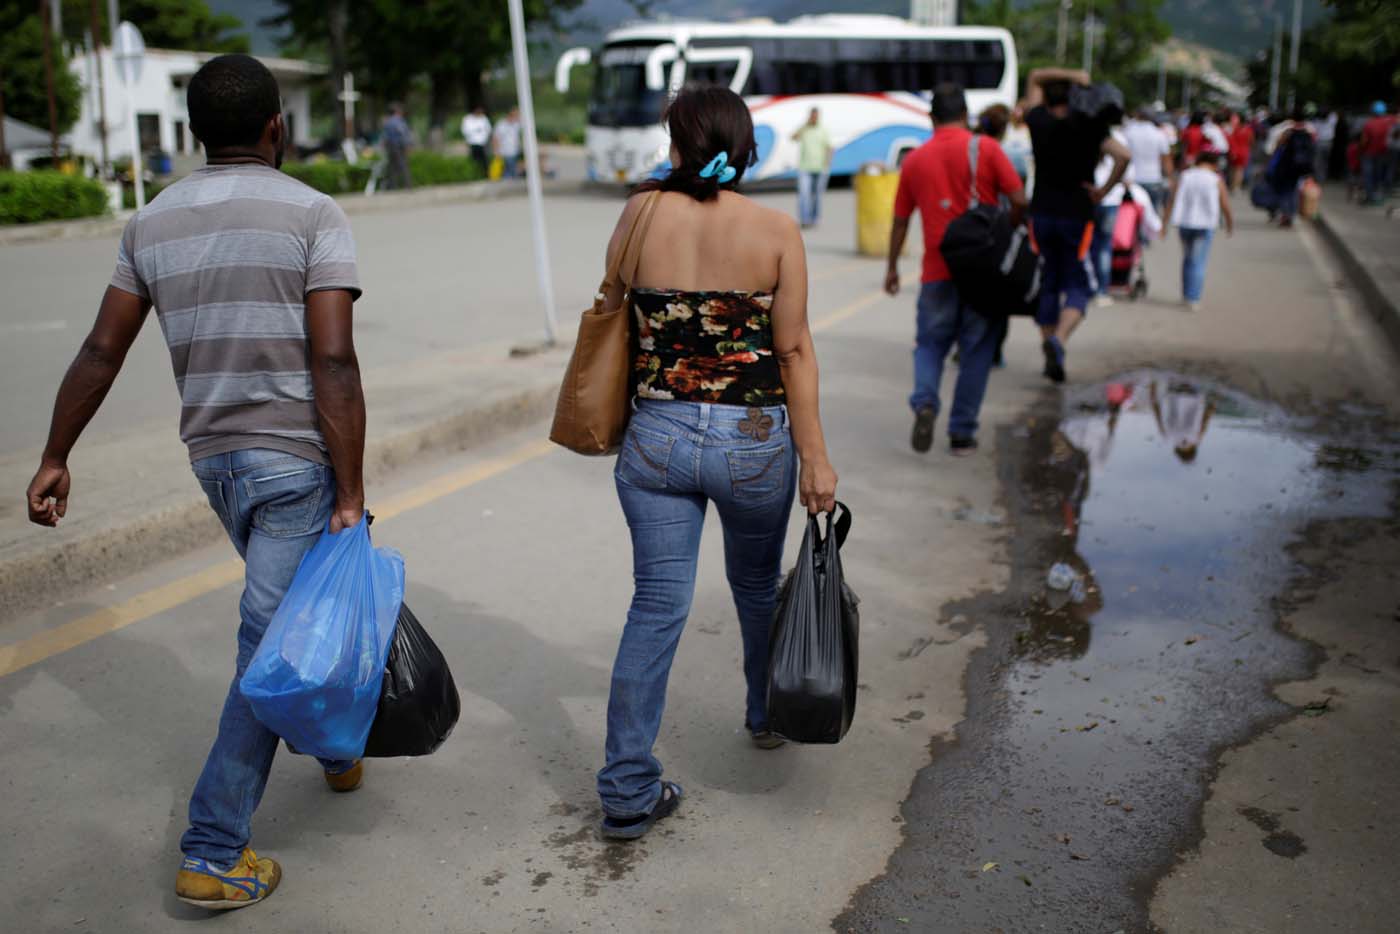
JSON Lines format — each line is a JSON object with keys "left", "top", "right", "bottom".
{"left": 1091, "top": 203, "right": 1120, "bottom": 295}
{"left": 182, "top": 448, "right": 352, "bottom": 869}
{"left": 1178, "top": 227, "right": 1215, "bottom": 303}
{"left": 599, "top": 400, "right": 797, "bottom": 818}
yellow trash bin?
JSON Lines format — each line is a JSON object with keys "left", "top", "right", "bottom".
{"left": 854, "top": 163, "right": 901, "bottom": 257}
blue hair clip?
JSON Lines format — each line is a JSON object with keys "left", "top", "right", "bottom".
{"left": 699, "top": 151, "right": 738, "bottom": 184}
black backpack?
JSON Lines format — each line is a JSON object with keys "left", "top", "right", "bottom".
{"left": 939, "top": 136, "right": 1041, "bottom": 319}
{"left": 1271, "top": 128, "right": 1315, "bottom": 184}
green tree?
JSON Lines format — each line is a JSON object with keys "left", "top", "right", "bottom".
{"left": 0, "top": 10, "right": 82, "bottom": 133}
{"left": 966, "top": 0, "right": 1168, "bottom": 96}
{"left": 1244, "top": 1, "right": 1399, "bottom": 109}
{"left": 60, "top": 0, "right": 248, "bottom": 53}
{"left": 271, "top": 0, "right": 583, "bottom": 135}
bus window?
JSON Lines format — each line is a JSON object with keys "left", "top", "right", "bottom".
{"left": 592, "top": 44, "right": 669, "bottom": 127}
{"left": 687, "top": 60, "right": 738, "bottom": 88}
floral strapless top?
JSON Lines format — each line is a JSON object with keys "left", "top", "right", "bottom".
{"left": 631, "top": 289, "right": 785, "bottom": 406}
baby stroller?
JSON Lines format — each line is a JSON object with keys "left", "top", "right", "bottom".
{"left": 1108, "top": 198, "right": 1148, "bottom": 300}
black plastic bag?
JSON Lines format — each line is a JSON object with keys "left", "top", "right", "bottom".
{"left": 362, "top": 603, "right": 461, "bottom": 758}
{"left": 767, "top": 503, "right": 860, "bottom": 744}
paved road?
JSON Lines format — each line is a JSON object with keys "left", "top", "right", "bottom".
{"left": 2, "top": 184, "right": 1399, "bottom": 933}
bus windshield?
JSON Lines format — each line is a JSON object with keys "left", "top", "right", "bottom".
{"left": 591, "top": 44, "right": 668, "bottom": 128}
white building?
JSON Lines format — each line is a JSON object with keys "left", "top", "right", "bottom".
{"left": 68, "top": 48, "right": 325, "bottom": 164}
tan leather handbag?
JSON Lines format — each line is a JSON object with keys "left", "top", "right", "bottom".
{"left": 549, "top": 191, "right": 661, "bottom": 455}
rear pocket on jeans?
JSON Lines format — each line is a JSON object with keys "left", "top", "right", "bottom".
{"left": 726, "top": 445, "right": 788, "bottom": 504}
{"left": 245, "top": 465, "right": 327, "bottom": 537}
{"left": 616, "top": 425, "right": 675, "bottom": 490}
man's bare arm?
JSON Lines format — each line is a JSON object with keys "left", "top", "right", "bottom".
{"left": 27, "top": 286, "right": 150, "bottom": 527}
{"left": 884, "top": 215, "right": 911, "bottom": 296}
{"left": 1022, "top": 67, "right": 1092, "bottom": 109}
{"left": 307, "top": 289, "right": 367, "bottom": 533}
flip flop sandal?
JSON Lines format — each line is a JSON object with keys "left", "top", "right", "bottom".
{"left": 600, "top": 782, "right": 683, "bottom": 841}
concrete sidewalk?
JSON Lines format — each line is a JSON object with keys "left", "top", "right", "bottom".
{"left": 0, "top": 339, "right": 571, "bottom": 621}
{"left": 1314, "top": 186, "right": 1400, "bottom": 351}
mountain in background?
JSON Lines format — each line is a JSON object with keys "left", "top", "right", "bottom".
{"left": 212, "top": 0, "right": 1330, "bottom": 64}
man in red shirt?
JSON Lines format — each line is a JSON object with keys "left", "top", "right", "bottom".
{"left": 1360, "top": 101, "right": 1396, "bottom": 205}
{"left": 884, "top": 83, "right": 1027, "bottom": 456}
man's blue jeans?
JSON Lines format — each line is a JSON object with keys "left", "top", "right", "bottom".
{"left": 1362, "top": 154, "right": 1393, "bottom": 203}
{"left": 910, "top": 280, "right": 998, "bottom": 440}
{"left": 599, "top": 400, "right": 796, "bottom": 818}
{"left": 797, "top": 171, "right": 826, "bottom": 226}
{"left": 1091, "top": 203, "right": 1119, "bottom": 295}
{"left": 181, "top": 448, "right": 351, "bottom": 869}
{"left": 1178, "top": 227, "right": 1215, "bottom": 303}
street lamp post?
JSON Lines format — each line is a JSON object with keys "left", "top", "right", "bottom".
{"left": 506, "top": 0, "right": 559, "bottom": 346}
{"left": 114, "top": 20, "right": 145, "bottom": 210}
{"left": 1269, "top": 14, "right": 1282, "bottom": 112}
{"left": 1286, "top": 0, "right": 1302, "bottom": 112}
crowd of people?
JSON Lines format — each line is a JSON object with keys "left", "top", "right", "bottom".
{"left": 881, "top": 76, "right": 1397, "bottom": 460}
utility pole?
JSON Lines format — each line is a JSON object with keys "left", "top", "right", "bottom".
{"left": 1055, "top": 0, "right": 1071, "bottom": 64}
{"left": 506, "top": 0, "right": 559, "bottom": 345}
{"left": 40, "top": 0, "right": 61, "bottom": 162}
{"left": 1082, "top": 11, "right": 1096, "bottom": 75}
{"left": 90, "top": 0, "right": 110, "bottom": 172}
{"left": 1156, "top": 52, "right": 1167, "bottom": 108}
{"left": 1286, "top": 0, "right": 1302, "bottom": 112}
{"left": 1182, "top": 72, "right": 1191, "bottom": 112}
{"left": 0, "top": 59, "right": 9, "bottom": 170}
{"left": 1269, "top": 14, "right": 1282, "bottom": 112}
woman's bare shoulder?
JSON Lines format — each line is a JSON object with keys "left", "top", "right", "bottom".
{"left": 727, "top": 193, "right": 802, "bottom": 242}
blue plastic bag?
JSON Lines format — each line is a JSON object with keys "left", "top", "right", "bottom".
{"left": 240, "top": 515, "right": 405, "bottom": 761}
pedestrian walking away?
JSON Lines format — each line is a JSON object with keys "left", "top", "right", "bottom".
{"left": 591, "top": 85, "right": 838, "bottom": 841}
{"left": 792, "top": 107, "right": 833, "bottom": 228}
{"left": 1021, "top": 68, "right": 1130, "bottom": 384}
{"left": 1090, "top": 123, "right": 1133, "bottom": 306}
{"left": 1264, "top": 110, "right": 1316, "bottom": 227}
{"left": 1123, "top": 106, "right": 1173, "bottom": 222}
{"left": 1165, "top": 150, "right": 1233, "bottom": 311}
{"left": 494, "top": 108, "right": 524, "bottom": 179}
{"left": 23, "top": 54, "right": 368, "bottom": 911}
{"left": 884, "top": 82, "right": 1026, "bottom": 456}
{"left": 462, "top": 105, "right": 492, "bottom": 174}
{"left": 381, "top": 103, "right": 414, "bottom": 190}
{"left": 1228, "top": 111, "right": 1255, "bottom": 193}
{"left": 1359, "top": 102, "right": 1396, "bottom": 206}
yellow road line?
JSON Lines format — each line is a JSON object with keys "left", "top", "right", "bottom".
{"left": 1, "top": 281, "right": 887, "bottom": 679}
{"left": 812, "top": 289, "right": 887, "bottom": 333}
{"left": 0, "top": 438, "right": 556, "bottom": 679}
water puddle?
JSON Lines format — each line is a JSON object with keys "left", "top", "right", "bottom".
{"left": 839, "top": 370, "right": 1398, "bottom": 933}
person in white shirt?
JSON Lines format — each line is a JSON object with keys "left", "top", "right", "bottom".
{"left": 492, "top": 108, "right": 523, "bottom": 178}
{"left": 1164, "top": 150, "right": 1233, "bottom": 311}
{"left": 1122, "top": 108, "right": 1174, "bottom": 219}
{"left": 1090, "top": 125, "right": 1134, "bottom": 304}
{"left": 461, "top": 106, "right": 492, "bottom": 173}
{"left": 1202, "top": 114, "right": 1229, "bottom": 156}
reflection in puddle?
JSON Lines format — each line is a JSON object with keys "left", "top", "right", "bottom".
{"left": 1002, "top": 370, "right": 1396, "bottom": 922}
{"left": 844, "top": 370, "right": 1398, "bottom": 932}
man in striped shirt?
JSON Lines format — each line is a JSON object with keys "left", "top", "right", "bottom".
{"left": 26, "top": 54, "right": 367, "bottom": 911}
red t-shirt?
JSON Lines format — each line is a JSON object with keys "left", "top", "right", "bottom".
{"left": 894, "top": 127, "right": 1023, "bottom": 283}
{"left": 1182, "top": 125, "right": 1205, "bottom": 158}
{"left": 1229, "top": 124, "right": 1254, "bottom": 164}
{"left": 1362, "top": 115, "right": 1395, "bottom": 156}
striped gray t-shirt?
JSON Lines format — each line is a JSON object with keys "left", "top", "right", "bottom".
{"left": 110, "top": 163, "right": 361, "bottom": 465}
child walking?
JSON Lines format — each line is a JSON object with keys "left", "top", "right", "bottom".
{"left": 1165, "top": 150, "right": 1233, "bottom": 311}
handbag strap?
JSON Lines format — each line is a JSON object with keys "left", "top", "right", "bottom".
{"left": 599, "top": 190, "right": 661, "bottom": 295}
{"left": 966, "top": 134, "right": 981, "bottom": 210}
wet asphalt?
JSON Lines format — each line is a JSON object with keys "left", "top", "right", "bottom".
{"left": 837, "top": 370, "right": 1399, "bottom": 934}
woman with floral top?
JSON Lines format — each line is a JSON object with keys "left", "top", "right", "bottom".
{"left": 593, "top": 85, "right": 839, "bottom": 840}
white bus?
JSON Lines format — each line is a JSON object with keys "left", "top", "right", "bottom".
{"left": 555, "top": 15, "right": 1018, "bottom": 185}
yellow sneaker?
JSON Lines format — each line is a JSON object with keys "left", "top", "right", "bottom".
{"left": 175, "top": 848, "right": 281, "bottom": 910}
{"left": 324, "top": 759, "right": 363, "bottom": 793}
